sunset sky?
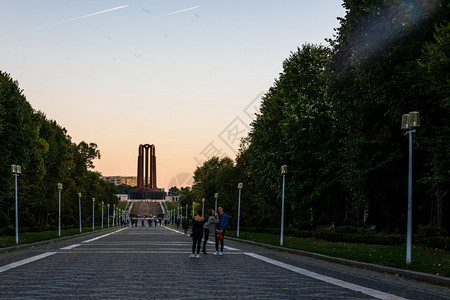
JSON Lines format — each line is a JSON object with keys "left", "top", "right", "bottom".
{"left": 0, "top": 1, "right": 345, "bottom": 190}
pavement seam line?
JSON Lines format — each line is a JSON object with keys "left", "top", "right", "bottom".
{"left": 82, "top": 228, "right": 126, "bottom": 243}
{"left": 245, "top": 252, "right": 409, "bottom": 300}
{"left": 60, "top": 244, "right": 82, "bottom": 250}
{"left": 0, "top": 252, "right": 57, "bottom": 274}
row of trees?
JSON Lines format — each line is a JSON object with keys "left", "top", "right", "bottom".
{"left": 0, "top": 71, "right": 118, "bottom": 229}
{"left": 179, "top": 0, "right": 449, "bottom": 233}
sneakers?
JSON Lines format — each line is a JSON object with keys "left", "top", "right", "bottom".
{"left": 219, "top": 251, "right": 223, "bottom": 256}
{"left": 195, "top": 254, "right": 201, "bottom": 259}
{"left": 214, "top": 251, "right": 224, "bottom": 256}
{"left": 189, "top": 254, "right": 196, "bottom": 258}
{"left": 213, "top": 251, "right": 219, "bottom": 255}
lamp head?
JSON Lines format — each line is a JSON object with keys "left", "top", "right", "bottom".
{"left": 215, "top": 192, "right": 219, "bottom": 198}
{"left": 57, "top": 183, "right": 63, "bottom": 190}
{"left": 281, "top": 165, "right": 287, "bottom": 174}
{"left": 401, "top": 114, "right": 410, "bottom": 129}
{"left": 409, "top": 111, "right": 420, "bottom": 128}
{"left": 11, "top": 164, "right": 22, "bottom": 174}
{"left": 401, "top": 111, "right": 420, "bottom": 130}
{"left": 238, "top": 183, "right": 243, "bottom": 189}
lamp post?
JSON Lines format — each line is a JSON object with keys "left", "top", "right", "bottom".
{"left": 101, "top": 201, "right": 104, "bottom": 229}
{"left": 214, "top": 192, "right": 218, "bottom": 213}
{"left": 78, "top": 193, "right": 82, "bottom": 233}
{"left": 202, "top": 198, "right": 205, "bottom": 217}
{"left": 11, "top": 164, "right": 21, "bottom": 244}
{"left": 185, "top": 204, "right": 188, "bottom": 219}
{"left": 237, "top": 183, "right": 243, "bottom": 237}
{"left": 280, "top": 165, "right": 287, "bottom": 246}
{"left": 113, "top": 204, "right": 116, "bottom": 226}
{"left": 401, "top": 111, "right": 420, "bottom": 264}
{"left": 177, "top": 205, "right": 180, "bottom": 222}
{"left": 192, "top": 201, "right": 195, "bottom": 217}
{"left": 107, "top": 204, "right": 110, "bottom": 227}
{"left": 92, "top": 198, "right": 95, "bottom": 230}
{"left": 58, "top": 183, "right": 63, "bottom": 237}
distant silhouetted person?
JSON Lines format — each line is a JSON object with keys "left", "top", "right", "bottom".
{"left": 182, "top": 218, "right": 189, "bottom": 234}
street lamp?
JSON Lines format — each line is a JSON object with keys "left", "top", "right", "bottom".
{"left": 58, "top": 183, "right": 63, "bottom": 237}
{"left": 101, "top": 201, "right": 104, "bottom": 229}
{"left": 177, "top": 205, "right": 181, "bottom": 221}
{"left": 280, "top": 165, "right": 287, "bottom": 246}
{"left": 78, "top": 193, "right": 82, "bottom": 233}
{"left": 92, "top": 198, "right": 95, "bottom": 230}
{"left": 401, "top": 111, "right": 420, "bottom": 264}
{"left": 192, "top": 201, "right": 195, "bottom": 217}
{"left": 185, "top": 203, "right": 188, "bottom": 219}
{"left": 237, "top": 183, "right": 243, "bottom": 237}
{"left": 113, "top": 204, "right": 116, "bottom": 226}
{"left": 11, "top": 164, "right": 21, "bottom": 244}
{"left": 202, "top": 198, "right": 205, "bottom": 217}
{"left": 214, "top": 192, "right": 219, "bottom": 213}
{"left": 107, "top": 203, "right": 110, "bottom": 227}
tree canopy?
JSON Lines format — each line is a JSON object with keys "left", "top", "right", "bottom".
{"left": 0, "top": 71, "right": 118, "bottom": 228}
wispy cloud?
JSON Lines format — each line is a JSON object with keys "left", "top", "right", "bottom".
{"left": 2, "top": 5, "right": 130, "bottom": 41}
{"left": 31, "top": 5, "right": 129, "bottom": 32}
{"left": 164, "top": 5, "right": 200, "bottom": 16}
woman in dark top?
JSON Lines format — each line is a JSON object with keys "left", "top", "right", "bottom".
{"left": 190, "top": 210, "right": 205, "bottom": 258}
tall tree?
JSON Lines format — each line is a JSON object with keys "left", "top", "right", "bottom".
{"left": 328, "top": 0, "right": 449, "bottom": 231}
{"left": 247, "top": 44, "right": 338, "bottom": 228}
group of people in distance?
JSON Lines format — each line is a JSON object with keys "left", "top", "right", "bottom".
{"left": 189, "top": 206, "right": 228, "bottom": 259}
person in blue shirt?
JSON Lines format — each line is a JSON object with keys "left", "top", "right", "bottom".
{"left": 214, "top": 206, "right": 228, "bottom": 256}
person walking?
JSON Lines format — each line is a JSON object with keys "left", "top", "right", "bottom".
{"left": 189, "top": 210, "right": 205, "bottom": 259}
{"left": 214, "top": 206, "right": 228, "bottom": 256}
{"left": 202, "top": 209, "right": 218, "bottom": 255}
{"left": 182, "top": 217, "right": 189, "bottom": 234}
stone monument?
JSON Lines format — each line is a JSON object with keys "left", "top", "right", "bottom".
{"left": 129, "top": 144, "right": 165, "bottom": 199}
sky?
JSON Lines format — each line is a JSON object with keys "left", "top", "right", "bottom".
{"left": 0, "top": 0, "right": 346, "bottom": 190}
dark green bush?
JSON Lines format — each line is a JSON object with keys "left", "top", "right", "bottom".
{"left": 0, "top": 211, "right": 10, "bottom": 228}
{"left": 335, "top": 226, "right": 358, "bottom": 234}
{"left": 19, "top": 211, "right": 37, "bottom": 227}
{"left": 422, "top": 236, "right": 450, "bottom": 250}
{"left": 417, "top": 225, "right": 447, "bottom": 242}
{"left": 19, "top": 225, "right": 56, "bottom": 233}
{"left": 294, "top": 221, "right": 313, "bottom": 231}
{"left": 291, "top": 229, "right": 312, "bottom": 238}
{"left": 313, "top": 230, "right": 404, "bottom": 245}
{"left": 0, "top": 226, "right": 15, "bottom": 236}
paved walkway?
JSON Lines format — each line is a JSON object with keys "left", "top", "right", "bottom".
{"left": 0, "top": 226, "right": 449, "bottom": 299}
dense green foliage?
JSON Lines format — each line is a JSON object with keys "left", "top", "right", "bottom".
{"left": 182, "top": 0, "right": 449, "bottom": 241}
{"left": 0, "top": 71, "right": 118, "bottom": 230}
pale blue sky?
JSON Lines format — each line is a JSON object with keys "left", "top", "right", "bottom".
{"left": 1, "top": 1, "right": 346, "bottom": 189}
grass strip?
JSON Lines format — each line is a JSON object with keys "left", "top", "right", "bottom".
{"left": 228, "top": 231, "right": 450, "bottom": 277}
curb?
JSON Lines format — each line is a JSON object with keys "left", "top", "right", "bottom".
{"left": 0, "top": 226, "right": 122, "bottom": 255}
{"left": 226, "top": 236, "right": 450, "bottom": 286}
